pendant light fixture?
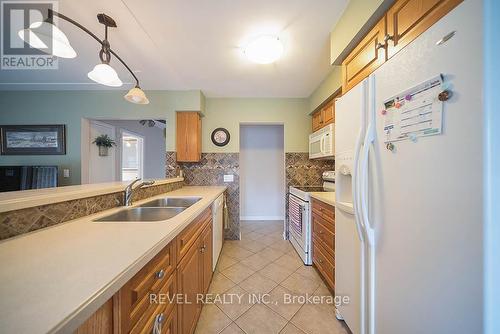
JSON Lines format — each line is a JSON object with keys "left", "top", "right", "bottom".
{"left": 86, "top": 16, "right": 122, "bottom": 87}
{"left": 18, "top": 10, "right": 149, "bottom": 104}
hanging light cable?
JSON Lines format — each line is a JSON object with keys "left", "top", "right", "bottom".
{"left": 18, "top": 10, "right": 149, "bottom": 104}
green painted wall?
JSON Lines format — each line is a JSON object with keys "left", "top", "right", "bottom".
{"left": 202, "top": 98, "right": 310, "bottom": 153}
{"left": 308, "top": 66, "right": 342, "bottom": 113}
{"left": 0, "top": 90, "right": 201, "bottom": 185}
{"left": 0, "top": 91, "right": 310, "bottom": 184}
{"left": 330, "top": 0, "right": 388, "bottom": 64}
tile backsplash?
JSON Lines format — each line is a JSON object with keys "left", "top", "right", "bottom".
{"left": 166, "top": 151, "right": 240, "bottom": 240}
{"left": 285, "top": 152, "right": 334, "bottom": 188}
{"left": 285, "top": 152, "right": 334, "bottom": 223}
{"left": 0, "top": 180, "right": 184, "bottom": 241}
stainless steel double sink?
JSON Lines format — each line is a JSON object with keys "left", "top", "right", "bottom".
{"left": 94, "top": 197, "right": 201, "bottom": 222}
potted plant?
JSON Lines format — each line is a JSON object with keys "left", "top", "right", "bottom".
{"left": 93, "top": 134, "right": 116, "bottom": 156}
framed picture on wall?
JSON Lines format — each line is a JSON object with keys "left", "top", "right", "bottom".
{"left": 0, "top": 125, "right": 66, "bottom": 155}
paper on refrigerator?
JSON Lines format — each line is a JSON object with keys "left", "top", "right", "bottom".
{"left": 382, "top": 75, "right": 444, "bottom": 143}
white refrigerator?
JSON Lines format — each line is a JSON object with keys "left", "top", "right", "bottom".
{"left": 334, "top": 1, "right": 483, "bottom": 334}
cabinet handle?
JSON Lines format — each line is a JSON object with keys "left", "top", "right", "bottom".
{"left": 153, "top": 313, "right": 165, "bottom": 334}
{"left": 200, "top": 245, "right": 206, "bottom": 253}
{"left": 155, "top": 269, "right": 165, "bottom": 279}
{"left": 318, "top": 259, "right": 323, "bottom": 264}
{"left": 384, "top": 34, "right": 394, "bottom": 43}
{"left": 376, "top": 42, "right": 385, "bottom": 50}
{"left": 319, "top": 230, "right": 324, "bottom": 234}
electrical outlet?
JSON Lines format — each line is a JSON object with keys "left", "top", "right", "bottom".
{"left": 63, "top": 169, "right": 70, "bottom": 178}
{"left": 223, "top": 174, "right": 234, "bottom": 182}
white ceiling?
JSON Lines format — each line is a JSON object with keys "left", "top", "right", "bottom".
{"left": 0, "top": 0, "right": 348, "bottom": 97}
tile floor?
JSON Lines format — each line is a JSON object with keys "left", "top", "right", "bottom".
{"left": 195, "top": 220, "right": 351, "bottom": 334}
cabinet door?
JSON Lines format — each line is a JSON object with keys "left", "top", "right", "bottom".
{"left": 342, "top": 18, "right": 386, "bottom": 94}
{"left": 176, "top": 112, "right": 201, "bottom": 162}
{"left": 386, "top": 0, "right": 463, "bottom": 58}
{"left": 312, "top": 111, "right": 322, "bottom": 132}
{"left": 322, "top": 101, "right": 335, "bottom": 125}
{"left": 200, "top": 222, "right": 213, "bottom": 293}
{"left": 74, "top": 299, "right": 113, "bottom": 334}
{"left": 177, "top": 240, "right": 202, "bottom": 334}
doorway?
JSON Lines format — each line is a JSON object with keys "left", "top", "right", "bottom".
{"left": 81, "top": 119, "right": 166, "bottom": 184}
{"left": 120, "top": 131, "right": 144, "bottom": 181}
{"left": 239, "top": 124, "right": 285, "bottom": 220}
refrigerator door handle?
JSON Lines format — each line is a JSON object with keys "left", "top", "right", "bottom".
{"left": 353, "top": 130, "right": 365, "bottom": 242}
{"left": 360, "top": 74, "right": 377, "bottom": 334}
{"left": 352, "top": 79, "right": 368, "bottom": 334}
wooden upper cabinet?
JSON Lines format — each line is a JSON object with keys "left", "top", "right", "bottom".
{"left": 176, "top": 112, "right": 202, "bottom": 162}
{"left": 386, "top": 0, "right": 463, "bottom": 58}
{"left": 312, "top": 100, "right": 336, "bottom": 132}
{"left": 312, "top": 110, "right": 322, "bottom": 132}
{"left": 322, "top": 101, "right": 335, "bottom": 125}
{"left": 342, "top": 17, "right": 386, "bottom": 93}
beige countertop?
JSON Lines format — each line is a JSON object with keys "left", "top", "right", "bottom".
{"left": 0, "top": 186, "right": 226, "bottom": 334}
{"left": 0, "top": 177, "right": 184, "bottom": 213}
{"left": 309, "top": 191, "right": 335, "bottom": 206}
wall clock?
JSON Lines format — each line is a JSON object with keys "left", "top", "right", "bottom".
{"left": 211, "top": 128, "right": 230, "bottom": 147}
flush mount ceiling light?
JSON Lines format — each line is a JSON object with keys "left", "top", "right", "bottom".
{"left": 18, "top": 10, "right": 148, "bottom": 104}
{"left": 243, "top": 35, "right": 284, "bottom": 64}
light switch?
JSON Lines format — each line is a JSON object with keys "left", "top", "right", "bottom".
{"left": 63, "top": 169, "right": 70, "bottom": 178}
{"left": 223, "top": 174, "right": 234, "bottom": 182}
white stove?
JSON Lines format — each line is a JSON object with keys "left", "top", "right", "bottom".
{"left": 288, "top": 171, "right": 335, "bottom": 264}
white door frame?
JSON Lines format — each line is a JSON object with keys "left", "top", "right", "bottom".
{"left": 484, "top": 0, "right": 500, "bottom": 332}
{"left": 118, "top": 129, "right": 145, "bottom": 181}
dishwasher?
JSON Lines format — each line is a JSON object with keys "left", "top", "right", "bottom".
{"left": 212, "top": 194, "right": 224, "bottom": 271}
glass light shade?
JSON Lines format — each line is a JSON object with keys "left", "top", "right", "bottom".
{"left": 243, "top": 35, "right": 284, "bottom": 64}
{"left": 124, "top": 87, "right": 149, "bottom": 104}
{"left": 87, "top": 63, "right": 123, "bottom": 87}
{"left": 18, "top": 21, "right": 77, "bottom": 58}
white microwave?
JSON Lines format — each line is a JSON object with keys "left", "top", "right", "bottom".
{"left": 309, "top": 124, "right": 334, "bottom": 159}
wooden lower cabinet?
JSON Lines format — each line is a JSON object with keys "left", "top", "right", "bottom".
{"left": 75, "top": 207, "right": 214, "bottom": 334}
{"left": 311, "top": 199, "right": 335, "bottom": 291}
{"left": 200, "top": 223, "right": 213, "bottom": 294}
{"left": 74, "top": 299, "right": 114, "bottom": 334}
{"left": 177, "top": 238, "right": 203, "bottom": 334}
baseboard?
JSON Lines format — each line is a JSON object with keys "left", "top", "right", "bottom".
{"left": 240, "top": 216, "right": 285, "bottom": 221}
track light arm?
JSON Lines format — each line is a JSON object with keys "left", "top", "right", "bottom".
{"left": 47, "top": 9, "right": 140, "bottom": 87}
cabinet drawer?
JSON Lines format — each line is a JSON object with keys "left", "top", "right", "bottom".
{"left": 312, "top": 200, "right": 334, "bottom": 229}
{"left": 312, "top": 238, "right": 335, "bottom": 290}
{"left": 177, "top": 207, "right": 212, "bottom": 261}
{"left": 130, "top": 272, "right": 177, "bottom": 334}
{"left": 126, "top": 241, "right": 176, "bottom": 327}
{"left": 312, "top": 215, "right": 334, "bottom": 256}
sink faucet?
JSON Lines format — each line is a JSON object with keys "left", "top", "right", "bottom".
{"left": 124, "top": 179, "right": 155, "bottom": 206}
